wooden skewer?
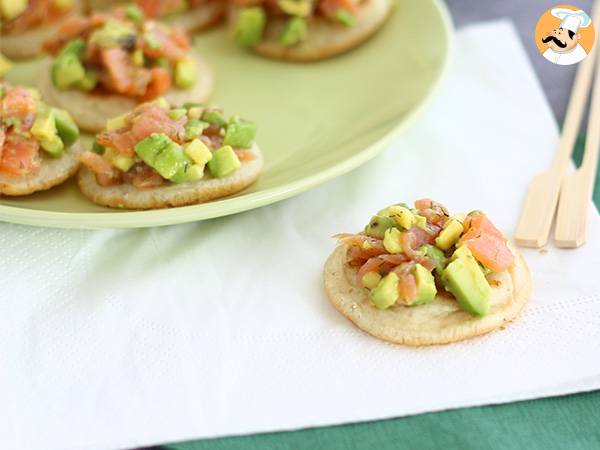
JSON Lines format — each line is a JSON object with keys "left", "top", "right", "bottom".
{"left": 515, "top": 2, "right": 600, "bottom": 248}
{"left": 554, "top": 42, "right": 600, "bottom": 247}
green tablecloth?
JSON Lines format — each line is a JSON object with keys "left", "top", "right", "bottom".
{"left": 164, "top": 134, "right": 600, "bottom": 450}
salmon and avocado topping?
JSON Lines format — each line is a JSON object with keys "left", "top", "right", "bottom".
{"left": 335, "top": 200, "right": 516, "bottom": 317}
{"left": 43, "top": 6, "right": 199, "bottom": 100}
{"left": 232, "top": 0, "right": 364, "bottom": 48}
{"left": 80, "top": 98, "right": 258, "bottom": 187}
{"left": 0, "top": 0, "right": 76, "bottom": 34}
{"left": 0, "top": 81, "right": 79, "bottom": 176}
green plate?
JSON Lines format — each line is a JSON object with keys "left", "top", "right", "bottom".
{"left": 0, "top": 0, "right": 452, "bottom": 229}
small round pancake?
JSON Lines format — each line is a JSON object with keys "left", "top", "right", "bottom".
{"left": 0, "top": 0, "right": 83, "bottom": 59}
{"left": 323, "top": 244, "right": 531, "bottom": 346}
{"left": 231, "top": 0, "right": 393, "bottom": 61}
{"left": 84, "top": 0, "right": 224, "bottom": 31}
{"left": 165, "top": 1, "right": 226, "bottom": 32}
{"left": 38, "top": 52, "right": 214, "bottom": 133}
{"left": 77, "top": 143, "right": 263, "bottom": 209}
{"left": 0, "top": 142, "right": 85, "bottom": 196}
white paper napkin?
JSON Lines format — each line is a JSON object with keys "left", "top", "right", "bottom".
{"left": 2, "top": 20, "right": 600, "bottom": 450}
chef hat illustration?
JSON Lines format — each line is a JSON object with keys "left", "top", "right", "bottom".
{"left": 551, "top": 8, "right": 592, "bottom": 33}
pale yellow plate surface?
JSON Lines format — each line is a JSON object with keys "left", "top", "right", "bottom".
{"left": 0, "top": 0, "right": 452, "bottom": 229}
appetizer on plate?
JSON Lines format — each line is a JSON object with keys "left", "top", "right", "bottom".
{"left": 84, "top": 0, "right": 225, "bottom": 32}
{"left": 230, "top": 0, "right": 394, "bottom": 61}
{"left": 78, "top": 98, "right": 263, "bottom": 209}
{"left": 324, "top": 200, "right": 531, "bottom": 346}
{"left": 0, "top": 0, "right": 82, "bottom": 59}
{"left": 40, "top": 6, "right": 214, "bottom": 132}
{"left": 0, "top": 81, "right": 83, "bottom": 195}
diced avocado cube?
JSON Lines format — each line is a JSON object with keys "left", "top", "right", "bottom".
{"left": 183, "top": 139, "right": 212, "bottom": 165}
{"left": 208, "top": 146, "right": 241, "bottom": 178}
{"left": 1, "top": 0, "right": 27, "bottom": 21}
{"left": 370, "top": 272, "right": 399, "bottom": 310}
{"left": 31, "top": 108, "right": 58, "bottom": 143}
{"left": 92, "top": 141, "right": 106, "bottom": 154}
{"left": 52, "top": 53, "right": 86, "bottom": 90}
{"left": 53, "top": 108, "right": 79, "bottom": 147}
{"left": 58, "top": 38, "right": 86, "bottom": 59}
{"left": 135, "top": 132, "right": 172, "bottom": 167}
{"left": 152, "top": 97, "right": 170, "bottom": 110}
{"left": 280, "top": 16, "right": 307, "bottom": 47}
{"left": 336, "top": 9, "right": 356, "bottom": 27}
{"left": 234, "top": 6, "right": 266, "bottom": 47}
{"left": 201, "top": 110, "right": 227, "bottom": 127}
{"left": 170, "top": 161, "right": 204, "bottom": 184}
{"left": 40, "top": 135, "right": 65, "bottom": 157}
{"left": 52, "top": 0, "right": 74, "bottom": 11}
{"left": 364, "top": 214, "right": 394, "bottom": 239}
{"left": 223, "top": 121, "right": 256, "bottom": 148}
{"left": 144, "top": 33, "right": 161, "bottom": 50}
{"left": 442, "top": 255, "right": 491, "bottom": 317}
{"left": 132, "top": 48, "right": 145, "bottom": 67}
{"left": 168, "top": 108, "right": 187, "bottom": 120}
{"left": 435, "top": 217, "right": 464, "bottom": 250}
{"left": 278, "top": 0, "right": 312, "bottom": 17}
{"left": 451, "top": 244, "right": 472, "bottom": 261}
{"left": 383, "top": 227, "right": 403, "bottom": 254}
{"left": 75, "top": 70, "right": 98, "bottom": 91}
{"left": 361, "top": 271, "right": 382, "bottom": 289}
{"left": 152, "top": 142, "right": 187, "bottom": 180}
{"left": 106, "top": 113, "right": 129, "bottom": 131}
{"left": 387, "top": 205, "right": 415, "bottom": 229}
{"left": 174, "top": 57, "right": 197, "bottom": 90}
{"left": 187, "top": 106, "right": 203, "bottom": 120}
{"left": 112, "top": 154, "right": 135, "bottom": 172}
{"left": 414, "top": 214, "right": 428, "bottom": 231}
{"left": 0, "top": 53, "right": 12, "bottom": 77}
{"left": 184, "top": 119, "right": 209, "bottom": 140}
{"left": 90, "top": 20, "right": 136, "bottom": 49}
{"left": 412, "top": 264, "right": 437, "bottom": 305}
{"left": 418, "top": 244, "right": 447, "bottom": 277}
{"left": 125, "top": 3, "right": 144, "bottom": 24}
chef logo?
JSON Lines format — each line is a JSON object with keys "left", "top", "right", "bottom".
{"left": 535, "top": 5, "right": 595, "bottom": 65}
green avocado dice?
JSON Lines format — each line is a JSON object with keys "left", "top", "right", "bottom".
{"left": 435, "top": 217, "right": 464, "bottom": 250}
{"left": 52, "top": 53, "right": 86, "bottom": 90}
{"left": 154, "top": 144, "right": 187, "bottom": 180}
{"left": 168, "top": 108, "right": 187, "bottom": 120}
{"left": 184, "top": 119, "right": 209, "bottom": 140}
{"left": 89, "top": 20, "right": 136, "bottom": 49}
{"left": 125, "top": 3, "right": 144, "bottom": 24}
{"left": 234, "top": 6, "right": 266, "bottom": 47}
{"left": 201, "top": 110, "right": 227, "bottom": 127}
{"left": 208, "top": 146, "right": 241, "bottom": 178}
{"left": 75, "top": 70, "right": 98, "bottom": 91}
{"left": 364, "top": 214, "right": 395, "bottom": 239}
{"left": 58, "top": 38, "right": 86, "bottom": 59}
{"left": 412, "top": 264, "right": 437, "bottom": 305}
{"left": 31, "top": 108, "right": 58, "bottom": 143}
{"left": 223, "top": 121, "right": 256, "bottom": 148}
{"left": 370, "top": 272, "right": 399, "bottom": 310}
{"left": 170, "top": 161, "right": 204, "bottom": 184}
{"left": 280, "top": 16, "right": 307, "bottom": 47}
{"left": 174, "top": 57, "right": 197, "bottom": 89}
{"left": 135, "top": 133, "right": 170, "bottom": 167}
{"left": 40, "top": 135, "right": 65, "bottom": 157}
{"left": 418, "top": 244, "right": 448, "bottom": 277}
{"left": 0, "top": 0, "right": 27, "bottom": 20}
{"left": 53, "top": 109, "right": 79, "bottom": 146}
{"left": 442, "top": 254, "right": 492, "bottom": 317}
{"left": 335, "top": 9, "right": 356, "bottom": 27}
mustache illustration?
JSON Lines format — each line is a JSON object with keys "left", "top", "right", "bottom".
{"left": 542, "top": 35, "right": 567, "bottom": 48}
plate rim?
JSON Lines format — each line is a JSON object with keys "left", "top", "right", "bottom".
{"left": 0, "top": 0, "right": 454, "bottom": 229}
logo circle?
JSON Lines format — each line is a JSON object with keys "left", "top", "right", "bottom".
{"left": 535, "top": 4, "right": 596, "bottom": 65}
